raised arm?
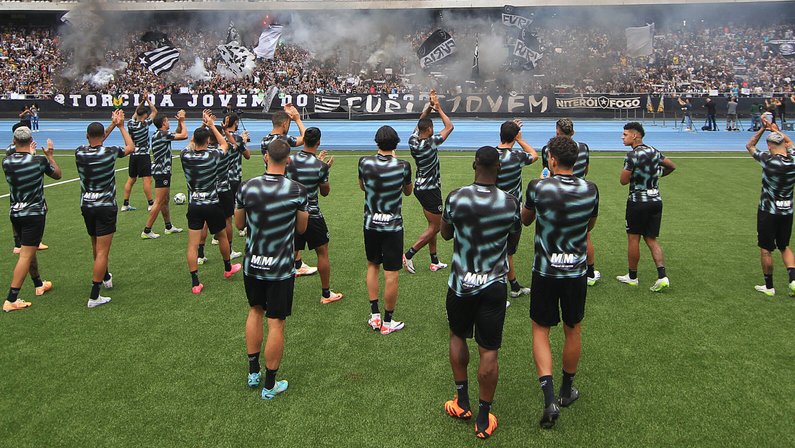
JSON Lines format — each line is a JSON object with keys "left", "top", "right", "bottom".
{"left": 144, "top": 90, "right": 157, "bottom": 121}
{"left": 113, "top": 110, "right": 135, "bottom": 155}
{"left": 203, "top": 109, "right": 229, "bottom": 153}
{"left": 103, "top": 114, "right": 117, "bottom": 141}
{"left": 286, "top": 105, "right": 306, "bottom": 147}
{"left": 514, "top": 122, "right": 538, "bottom": 163}
{"left": 433, "top": 92, "right": 454, "bottom": 142}
{"left": 42, "top": 139, "right": 62, "bottom": 180}
{"left": 173, "top": 110, "right": 188, "bottom": 140}
{"left": 241, "top": 131, "right": 251, "bottom": 160}
{"left": 746, "top": 118, "right": 769, "bottom": 155}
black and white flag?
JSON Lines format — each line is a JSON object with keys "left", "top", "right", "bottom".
{"left": 472, "top": 34, "right": 479, "bottom": 78}
{"left": 254, "top": 25, "right": 284, "bottom": 60}
{"left": 138, "top": 46, "right": 180, "bottom": 76}
{"left": 314, "top": 95, "right": 342, "bottom": 113}
{"left": 217, "top": 43, "right": 256, "bottom": 78}
{"left": 770, "top": 40, "right": 795, "bottom": 57}
{"left": 502, "top": 5, "right": 534, "bottom": 30}
{"left": 513, "top": 29, "right": 542, "bottom": 69}
{"left": 226, "top": 20, "right": 241, "bottom": 45}
{"left": 261, "top": 86, "right": 280, "bottom": 113}
{"left": 417, "top": 30, "right": 457, "bottom": 69}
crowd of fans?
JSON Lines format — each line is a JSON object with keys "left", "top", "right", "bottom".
{"left": 1, "top": 18, "right": 794, "bottom": 98}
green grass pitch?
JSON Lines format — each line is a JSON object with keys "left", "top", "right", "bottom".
{"left": 0, "top": 151, "right": 793, "bottom": 447}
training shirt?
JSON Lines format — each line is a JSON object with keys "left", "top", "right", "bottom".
{"left": 215, "top": 143, "right": 234, "bottom": 193}
{"left": 541, "top": 142, "right": 590, "bottom": 179}
{"left": 2, "top": 152, "right": 55, "bottom": 217}
{"left": 285, "top": 150, "right": 330, "bottom": 218}
{"left": 752, "top": 149, "right": 795, "bottom": 216}
{"left": 443, "top": 183, "right": 521, "bottom": 296}
{"left": 236, "top": 174, "right": 307, "bottom": 281}
{"left": 180, "top": 147, "right": 222, "bottom": 206}
{"left": 127, "top": 118, "right": 153, "bottom": 155}
{"left": 229, "top": 134, "right": 246, "bottom": 184}
{"left": 408, "top": 131, "right": 444, "bottom": 191}
{"left": 75, "top": 145, "right": 126, "bottom": 208}
{"left": 150, "top": 130, "right": 176, "bottom": 176}
{"left": 358, "top": 154, "right": 412, "bottom": 232}
{"left": 261, "top": 133, "right": 298, "bottom": 154}
{"left": 623, "top": 144, "right": 666, "bottom": 203}
{"left": 526, "top": 175, "right": 600, "bottom": 278}
{"left": 496, "top": 146, "right": 534, "bottom": 200}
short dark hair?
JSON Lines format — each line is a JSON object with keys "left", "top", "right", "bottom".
{"left": 207, "top": 125, "right": 223, "bottom": 145}
{"left": 546, "top": 136, "right": 578, "bottom": 168}
{"left": 475, "top": 146, "right": 499, "bottom": 168}
{"left": 556, "top": 118, "right": 574, "bottom": 136}
{"left": 375, "top": 125, "right": 400, "bottom": 151}
{"left": 500, "top": 121, "right": 520, "bottom": 143}
{"left": 303, "top": 127, "right": 321, "bottom": 148}
{"left": 225, "top": 113, "right": 239, "bottom": 129}
{"left": 153, "top": 115, "right": 167, "bottom": 129}
{"left": 417, "top": 117, "right": 433, "bottom": 134}
{"left": 135, "top": 105, "right": 149, "bottom": 117}
{"left": 624, "top": 122, "right": 645, "bottom": 137}
{"left": 87, "top": 122, "right": 105, "bottom": 138}
{"left": 193, "top": 127, "right": 211, "bottom": 146}
{"left": 271, "top": 111, "right": 290, "bottom": 127}
{"left": 267, "top": 139, "right": 291, "bottom": 163}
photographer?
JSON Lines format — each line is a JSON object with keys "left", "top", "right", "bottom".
{"left": 703, "top": 98, "right": 717, "bottom": 131}
{"left": 677, "top": 97, "right": 693, "bottom": 131}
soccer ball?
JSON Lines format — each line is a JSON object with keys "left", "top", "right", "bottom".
{"left": 173, "top": 193, "right": 186, "bottom": 205}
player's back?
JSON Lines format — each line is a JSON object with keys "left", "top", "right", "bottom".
{"left": 358, "top": 154, "right": 411, "bottom": 231}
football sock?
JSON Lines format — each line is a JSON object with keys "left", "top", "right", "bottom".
{"left": 788, "top": 268, "right": 795, "bottom": 283}
{"left": 384, "top": 309, "right": 393, "bottom": 324}
{"left": 629, "top": 270, "right": 638, "bottom": 280}
{"left": 165, "top": 222, "right": 173, "bottom": 230}
{"left": 31, "top": 276, "right": 43, "bottom": 288}
{"left": 224, "top": 260, "right": 232, "bottom": 271}
{"left": 369, "top": 299, "right": 379, "bottom": 314}
{"left": 509, "top": 278, "right": 520, "bottom": 291}
{"left": 476, "top": 400, "right": 492, "bottom": 429}
{"left": 405, "top": 247, "right": 417, "bottom": 260}
{"left": 587, "top": 264, "right": 595, "bottom": 277}
{"left": 6, "top": 287, "right": 20, "bottom": 303}
{"left": 540, "top": 375, "right": 555, "bottom": 407}
{"left": 455, "top": 380, "right": 470, "bottom": 410}
{"left": 765, "top": 274, "right": 774, "bottom": 289}
{"left": 657, "top": 266, "right": 666, "bottom": 279}
{"left": 103, "top": 271, "right": 111, "bottom": 282}
{"left": 322, "top": 288, "right": 331, "bottom": 298}
{"left": 560, "top": 370, "right": 576, "bottom": 398}
{"left": 123, "top": 199, "right": 129, "bottom": 206}
{"left": 144, "top": 227, "right": 152, "bottom": 234}
{"left": 190, "top": 271, "right": 200, "bottom": 287}
{"left": 198, "top": 244, "right": 205, "bottom": 258}
{"left": 430, "top": 253, "right": 440, "bottom": 264}
{"left": 148, "top": 199, "right": 154, "bottom": 206}
{"left": 90, "top": 281, "right": 101, "bottom": 300}
{"left": 264, "top": 368, "right": 278, "bottom": 390}
{"left": 294, "top": 259, "right": 302, "bottom": 270}
{"left": 248, "top": 352, "right": 260, "bottom": 374}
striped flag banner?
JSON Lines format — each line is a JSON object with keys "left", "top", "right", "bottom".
{"left": 138, "top": 46, "right": 180, "bottom": 76}
{"left": 314, "top": 95, "right": 342, "bottom": 113}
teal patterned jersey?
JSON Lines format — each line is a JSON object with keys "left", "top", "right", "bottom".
{"left": 127, "top": 118, "right": 153, "bottom": 155}
{"left": 358, "top": 154, "right": 412, "bottom": 232}
{"left": 75, "top": 145, "right": 127, "bottom": 208}
{"left": 2, "top": 152, "right": 54, "bottom": 217}
{"left": 752, "top": 149, "right": 795, "bottom": 215}
{"left": 496, "top": 146, "right": 535, "bottom": 200}
{"left": 623, "top": 144, "right": 665, "bottom": 203}
{"left": 285, "top": 150, "right": 330, "bottom": 218}
{"left": 180, "top": 147, "right": 222, "bottom": 206}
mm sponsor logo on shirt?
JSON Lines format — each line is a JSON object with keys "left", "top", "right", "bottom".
{"left": 415, "top": 177, "right": 426, "bottom": 184}
{"left": 250, "top": 255, "right": 275, "bottom": 270}
{"left": 10, "top": 202, "right": 29, "bottom": 211}
{"left": 83, "top": 192, "right": 102, "bottom": 202}
{"left": 550, "top": 253, "right": 576, "bottom": 268}
{"left": 646, "top": 188, "right": 659, "bottom": 197}
{"left": 776, "top": 199, "right": 792, "bottom": 210}
{"left": 372, "top": 213, "right": 393, "bottom": 224}
{"left": 462, "top": 272, "right": 489, "bottom": 289}
{"left": 191, "top": 192, "right": 208, "bottom": 200}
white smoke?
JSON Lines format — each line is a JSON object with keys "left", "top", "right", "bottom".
{"left": 185, "top": 57, "right": 211, "bottom": 81}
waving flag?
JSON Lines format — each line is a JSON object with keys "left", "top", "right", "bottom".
{"left": 138, "top": 46, "right": 180, "bottom": 76}
{"left": 217, "top": 43, "right": 256, "bottom": 77}
{"left": 417, "top": 30, "right": 457, "bottom": 69}
{"left": 254, "top": 25, "right": 284, "bottom": 60}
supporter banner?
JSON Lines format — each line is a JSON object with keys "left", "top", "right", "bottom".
{"left": 316, "top": 93, "right": 551, "bottom": 115}
{"left": 52, "top": 93, "right": 288, "bottom": 109}
{"left": 417, "top": 30, "right": 457, "bottom": 69}
{"left": 502, "top": 5, "right": 533, "bottom": 30}
{"left": 555, "top": 95, "right": 642, "bottom": 110}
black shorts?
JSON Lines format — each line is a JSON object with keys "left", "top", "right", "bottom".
{"left": 757, "top": 210, "right": 793, "bottom": 251}
{"left": 230, "top": 180, "right": 241, "bottom": 195}
{"left": 218, "top": 190, "right": 235, "bottom": 218}
{"left": 128, "top": 154, "right": 152, "bottom": 178}
{"left": 81, "top": 206, "right": 118, "bottom": 237}
{"left": 415, "top": 188, "right": 443, "bottom": 214}
{"left": 507, "top": 227, "right": 522, "bottom": 256}
{"left": 186, "top": 204, "right": 226, "bottom": 234}
{"left": 295, "top": 216, "right": 330, "bottom": 250}
{"left": 530, "top": 272, "right": 587, "bottom": 328}
{"left": 364, "top": 228, "right": 403, "bottom": 271}
{"left": 625, "top": 201, "right": 663, "bottom": 237}
{"left": 153, "top": 174, "right": 171, "bottom": 189}
{"left": 446, "top": 281, "right": 508, "bottom": 350}
{"left": 244, "top": 275, "right": 294, "bottom": 320}
{"left": 11, "top": 215, "right": 45, "bottom": 247}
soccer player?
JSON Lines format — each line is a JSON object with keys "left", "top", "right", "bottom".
{"left": 223, "top": 114, "right": 251, "bottom": 237}
{"left": 260, "top": 105, "right": 316, "bottom": 277}
{"left": 359, "top": 126, "right": 412, "bottom": 335}
{"left": 76, "top": 110, "right": 134, "bottom": 308}
{"left": 541, "top": 118, "right": 600, "bottom": 286}
{"left": 495, "top": 119, "right": 538, "bottom": 301}
{"left": 2, "top": 128, "right": 61, "bottom": 312}
{"left": 403, "top": 89, "right": 454, "bottom": 274}
{"left": 236, "top": 139, "right": 308, "bottom": 400}
{"left": 440, "top": 146, "right": 520, "bottom": 439}
{"left": 745, "top": 119, "right": 795, "bottom": 296}
{"left": 617, "top": 122, "right": 676, "bottom": 292}
{"left": 522, "top": 136, "right": 599, "bottom": 429}
{"left": 181, "top": 110, "right": 241, "bottom": 294}
{"left": 141, "top": 109, "right": 188, "bottom": 239}
{"left": 285, "top": 127, "right": 343, "bottom": 304}
{"left": 122, "top": 92, "right": 157, "bottom": 212}
{"left": 7, "top": 121, "right": 49, "bottom": 254}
